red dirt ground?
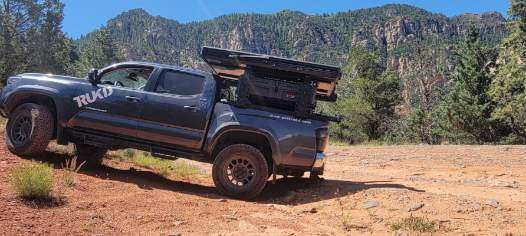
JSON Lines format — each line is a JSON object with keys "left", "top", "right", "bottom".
{"left": 1, "top": 134, "right": 525, "bottom": 235}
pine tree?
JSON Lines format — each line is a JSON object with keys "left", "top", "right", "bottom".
{"left": 442, "top": 29, "right": 504, "bottom": 143}
{"left": 329, "top": 47, "right": 401, "bottom": 143}
{"left": 28, "top": 0, "right": 73, "bottom": 74}
{"left": 0, "top": 0, "right": 39, "bottom": 83}
{"left": 490, "top": 0, "right": 526, "bottom": 142}
{"left": 69, "top": 28, "right": 123, "bottom": 77}
{"left": 0, "top": 0, "right": 73, "bottom": 84}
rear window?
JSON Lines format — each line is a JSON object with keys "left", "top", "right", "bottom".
{"left": 156, "top": 70, "right": 205, "bottom": 96}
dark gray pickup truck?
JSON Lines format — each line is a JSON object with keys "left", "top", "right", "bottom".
{"left": 0, "top": 47, "right": 341, "bottom": 199}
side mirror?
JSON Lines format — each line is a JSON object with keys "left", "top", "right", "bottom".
{"left": 87, "top": 68, "right": 99, "bottom": 84}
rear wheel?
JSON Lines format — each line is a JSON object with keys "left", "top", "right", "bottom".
{"left": 73, "top": 143, "right": 107, "bottom": 167}
{"left": 212, "top": 144, "right": 269, "bottom": 200}
{"left": 5, "top": 103, "right": 54, "bottom": 156}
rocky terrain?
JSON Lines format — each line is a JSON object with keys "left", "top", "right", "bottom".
{"left": 1, "top": 133, "right": 525, "bottom": 234}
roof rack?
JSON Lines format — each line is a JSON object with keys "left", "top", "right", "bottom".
{"left": 201, "top": 46, "right": 341, "bottom": 102}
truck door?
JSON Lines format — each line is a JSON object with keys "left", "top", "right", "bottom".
{"left": 69, "top": 66, "right": 153, "bottom": 139}
{"left": 139, "top": 69, "right": 211, "bottom": 150}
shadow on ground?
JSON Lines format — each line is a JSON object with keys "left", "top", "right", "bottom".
{"left": 25, "top": 151, "right": 425, "bottom": 205}
{"left": 257, "top": 177, "right": 425, "bottom": 205}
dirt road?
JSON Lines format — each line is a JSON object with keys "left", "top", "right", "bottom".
{"left": 1, "top": 135, "right": 525, "bottom": 235}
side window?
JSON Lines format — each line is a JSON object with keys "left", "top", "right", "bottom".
{"left": 99, "top": 67, "right": 153, "bottom": 90}
{"left": 155, "top": 70, "right": 205, "bottom": 96}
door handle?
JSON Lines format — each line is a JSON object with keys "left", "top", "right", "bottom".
{"left": 183, "top": 105, "right": 199, "bottom": 111}
{"left": 125, "top": 96, "right": 142, "bottom": 102}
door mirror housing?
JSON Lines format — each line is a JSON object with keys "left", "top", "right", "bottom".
{"left": 87, "top": 68, "right": 99, "bottom": 84}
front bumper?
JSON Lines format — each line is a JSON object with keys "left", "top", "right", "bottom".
{"left": 0, "top": 88, "right": 5, "bottom": 117}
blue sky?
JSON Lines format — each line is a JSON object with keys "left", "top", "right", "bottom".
{"left": 62, "top": 0, "right": 510, "bottom": 39}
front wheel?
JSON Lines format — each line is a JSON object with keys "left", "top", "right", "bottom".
{"left": 212, "top": 144, "right": 269, "bottom": 200}
{"left": 5, "top": 103, "right": 54, "bottom": 156}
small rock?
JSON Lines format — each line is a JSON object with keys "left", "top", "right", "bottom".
{"left": 362, "top": 200, "right": 379, "bottom": 209}
{"left": 487, "top": 199, "right": 500, "bottom": 208}
{"left": 470, "top": 203, "right": 482, "bottom": 211}
{"left": 218, "top": 199, "right": 227, "bottom": 202}
{"left": 300, "top": 207, "right": 318, "bottom": 214}
{"left": 169, "top": 233, "right": 182, "bottom": 236}
{"left": 173, "top": 220, "right": 186, "bottom": 226}
{"left": 408, "top": 203, "right": 424, "bottom": 212}
{"left": 411, "top": 172, "right": 424, "bottom": 176}
{"left": 223, "top": 215, "right": 238, "bottom": 221}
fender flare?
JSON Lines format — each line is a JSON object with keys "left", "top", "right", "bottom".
{"left": 4, "top": 86, "right": 66, "bottom": 141}
{"left": 207, "top": 124, "right": 282, "bottom": 164}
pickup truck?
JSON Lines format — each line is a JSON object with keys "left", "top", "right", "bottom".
{"left": 0, "top": 47, "right": 341, "bottom": 199}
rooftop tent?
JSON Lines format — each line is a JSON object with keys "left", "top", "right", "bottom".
{"left": 200, "top": 46, "right": 341, "bottom": 102}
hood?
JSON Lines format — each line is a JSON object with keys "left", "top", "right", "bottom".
{"left": 17, "top": 73, "right": 85, "bottom": 82}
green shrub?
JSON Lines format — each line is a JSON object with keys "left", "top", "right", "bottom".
{"left": 10, "top": 162, "right": 54, "bottom": 199}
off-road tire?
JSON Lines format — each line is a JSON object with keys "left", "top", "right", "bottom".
{"left": 74, "top": 143, "right": 107, "bottom": 167}
{"left": 212, "top": 144, "right": 269, "bottom": 200}
{"left": 5, "top": 103, "right": 54, "bottom": 156}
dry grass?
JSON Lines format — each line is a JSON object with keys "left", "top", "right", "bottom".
{"left": 389, "top": 216, "right": 435, "bottom": 233}
{"left": 110, "top": 149, "right": 201, "bottom": 178}
{"left": 10, "top": 162, "right": 54, "bottom": 199}
{"left": 341, "top": 213, "right": 353, "bottom": 231}
{"left": 61, "top": 156, "right": 85, "bottom": 187}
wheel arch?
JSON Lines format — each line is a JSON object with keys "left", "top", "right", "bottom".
{"left": 208, "top": 126, "right": 280, "bottom": 168}
{"left": 5, "top": 89, "right": 62, "bottom": 141}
